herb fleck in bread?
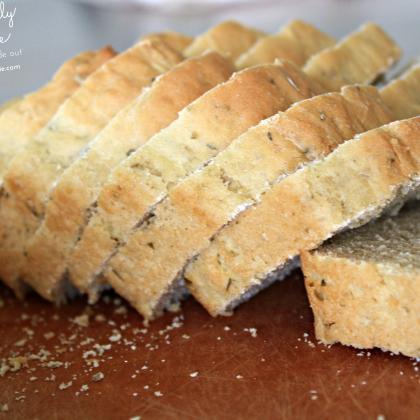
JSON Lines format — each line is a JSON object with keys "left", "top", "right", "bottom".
{"left": 381, "top": 63, "right": 420, "bottom": 120}
{"left": 0, "top": 47, "right": 115, "bottom": 181}
{"left": 185, "top": 117, "right": 420, "bottom": 316}
{"left": 184, "top": 20, "right": 265, "bottom": 61}
{"left": 0, "top": 39, "right": 183, "bottom": 295}
{"left": 236, "top": 20, "right": 335, "bottom": 69}
{"left": 301, "top": 203, "right": 420, "bottom": 358}
{"left": 102, "top": 85, "right": 394, "bottom": 319}
{"left": 304, "top": 23, "right": 401, "bottom": 91}
{"left": 69, "top": 61, "right": 322, "bottom": 300}
{"left": 22, "top": 52, "right": 235, "bottom": 301}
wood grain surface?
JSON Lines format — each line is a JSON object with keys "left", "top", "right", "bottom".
{"left": 0, "top": 270, "right": 419, "bottom": 420}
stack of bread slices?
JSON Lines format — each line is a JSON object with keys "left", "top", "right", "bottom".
{"left": 0, "top": 20, "right": 418, "bottom": 358}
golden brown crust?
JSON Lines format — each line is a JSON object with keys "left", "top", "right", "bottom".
{"left": 301, "top": 248, "right": 420, "bottom": 358}
{"left": 99, "top": 86, "right": 393, "bottom": 319}
{"left": 0, "top": 39, "right": 183, "bottom": 295}
{"left": 69, "top": 61, "right": 322, "bottom": 308}
{"left": 142, "top": 31, "right": 193, "bottom": 53}
{"left": 304, "top": 23, "right": 401, "bottom": 91}
{"left": 0, "top": 47, "right": 115, "bottom": 180}
{"left": 185, "top": 117, "right": 420, "bottom": 316}
{"left": 22, "top": 52, "right": 234, "bottom": 301}
{"left": 236, "top": 20, "right": 336, "bottom": 69}
{"left": 184, "top": 20, "right": 265, "bottom": 61}
{"left": 381, "top": 64, "right": 420, "bottom": 120}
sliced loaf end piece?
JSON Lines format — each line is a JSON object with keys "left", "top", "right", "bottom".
{"left": 304, "top": 22, "right": 401, "bottom": 91}
{"left": 301, "top": 203, "right": 420, "bottom": 358}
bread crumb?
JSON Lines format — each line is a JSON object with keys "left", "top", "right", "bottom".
{"left": 58, "top": 381, "right": 73, "bottom": 390}
{"left": 72, "top": 314, "right": 90, "bottom": 327}
{"left": 130, "top": 416, "right": 141, "bottom": 420}
{"left": 190, "top": 371, "right": 199, "bottom": 378}
{"left": 236, "top": 374, "right": 243, "bottom": 379}
{"left": 92, "top": 372, "right": 104, "bottom": 382}
{"left": 108, "top": 331, "right": 122, "bottom": 342}
{"left": 80, "top": 384, "right": 89, "bottom": 393}
{"left": 244, "top": 328, "right": 257, "bottom": 338}
{"left": 154, "top": 391, "right": 163, "bottom": 397}
{"left": 0, "top": 404, "right": 8, "bottom": 412}
{"left": 43, "top": 332, "right": 55, "bottom": 340}
{"left": 14, "top": 338, "right": 27, "bottom": 347}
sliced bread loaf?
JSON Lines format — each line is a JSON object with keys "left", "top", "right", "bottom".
{"left": 304, "top": 23, "right": 401, "bottom": 91}
{"left": 69, "top": 23, "right": 401, "bottom": 309}
{"left": 22, "top": 52, "right": 234, "bottom": 301}
{"left": 381, "top": 63, "right": 420, "bottom": 120}
{"left": 0, "top": 39, "right": 183, "bottom": 295}
{"left": 184, "top": 20, "right": 265, "bottom": 61}
{"left": 236, "top": 20, "right": 335, "bottom": 69}
{"left": 102, "top": 85, "right": 394, "bottom": 319}
{"left": 0, "top": 47, "right": 115, "bottom": 181}
{"left": 301, "top": 203, "right": 420, "bottom": 358}
{"left": 185, "top": 117, "right": 420, "bottom": 316}
{"left": 68, "top": 61, "right": 322, "bottom": 300}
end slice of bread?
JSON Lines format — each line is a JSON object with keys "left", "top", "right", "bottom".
{"left": 0, "top": 47, "right": 115, "bottom": 181}
{"left": 381, "top": 63, "right": 420, "bottom": 120}
{"left": 22, "top": 52, "right": 234, "bottom": 302}
{"left": 68, "top": 61, "right": 321, "bottom": 302}
{"left": 236, "top": 20, "right": 335, "bottom": 69}
{"left": 184, "top": 20, "right": 265, "bottom": 61}
{"left": 304, "top": 23, "right": 401, "bottom": 91}
{"left": 0, "top": 38, "right": 183, "bottom": 296}
{"left": 185, "top": 117, "right": 420, "bottom": 316}
{"left": 101, "top": 85, "right": 394, "bottom": 319}
{"left": 301, "top": 203, "right": 420, "bottom": 358}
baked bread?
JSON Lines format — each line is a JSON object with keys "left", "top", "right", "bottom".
{"left": 0, "top": 47, "right": 115, "bottom": 181}
{"left": 22, "top": 52, "right": 234, "bottom": 301}
{"left": 142, "top": 31, "right": 193, "bottom": 53}
{"left": 304, "top": 23, "right": 401, "bottom": 91}
{"left": 184, "top": 20, "right": 265, "bottom": 61}
{"left": 0, "top": 38, "right": 183, "bottom": 296}
{"left": 236, "top": 20, "right": 335, "bottom": 69}
{"left": 0, "top": 97, "right": 21, "bottom": 114}
{"left": 68, "top": 61, "right": 322, "bottom": 301}
{"left": 301, "top": 203, "right": 420, "bottom": 358}
{"left": 381, "top": 63, "right": 420, "bottom": 120}
{"left": 185, "top": 117, "right": 420, "bottom": 316}
{"left": 68, "top": 23, "right": 401, "bottom": 311}
{"left": 102, "top": 85, "right": 394, "bottom": 319}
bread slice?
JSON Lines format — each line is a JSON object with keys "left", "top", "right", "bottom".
{"left": 142, "top": 31, "right": 193, "bottom": 53}
{"left": 102, "top": 85, "right": 394, "bottom": 319}
{"left": 304, "top": 23, "right": 401, "bottom": 91}
{"left": 0, "top": 47, "right": 115, "bottom": 181}
{"left": 236, "top": 20, "right": 335, "bottom": 69}
{"left": 185, "top": 117, "right": 420, "bottom": 316}
{"left": 68, "top": 61, "right": 322, "bottom": 300}
{"left": 381, "top": 63, "right": 420, "bottom": 120}
{"left": 184, "top": 20, "right": 265, "bottom": 61}
{"left": 0, "top": 39, "right": 183, "bottom": 295}
{"left": 301, "top": 203, "right": 420, "bottom": 358}
{"left": 22, "top": 52, "right": 234, "bottom": 301}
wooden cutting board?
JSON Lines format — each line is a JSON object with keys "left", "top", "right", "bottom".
{"left": 0, "top": 271, "right": 419, "bottom": 420}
